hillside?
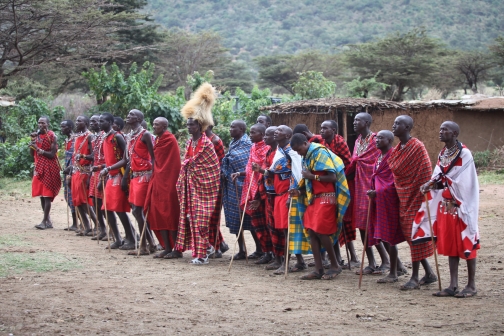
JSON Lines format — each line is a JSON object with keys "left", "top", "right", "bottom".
{"left": 145, "top": 0, "right": 504, "bottom": 60}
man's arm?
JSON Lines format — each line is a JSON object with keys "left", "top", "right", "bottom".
{"left": 142, "top": 131, "right": 155, "bottom": 167}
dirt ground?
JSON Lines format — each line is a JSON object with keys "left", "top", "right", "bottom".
{"left": 0, "top": 184, "right": 503, "bottom": 336}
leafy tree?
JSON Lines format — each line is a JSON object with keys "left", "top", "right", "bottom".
{"left": 344, "top": 28, "right": 445, "bottom": 101}
{"left": 490, "top": 36, "right": 504, "bottom": 66}
{"left": 0, "top": 77, "right": 49, "bottom": 100}
{"left": 186, "top": 71, "right": 215, "bottom": 93}
{"left": 235, "top": 86, "right": 273, "bottom": 125}
{"left": 452, "top": 51, "right": 496, "bottom": 93}
{"left": 292, "top": 71, "right": 336, "bottom": 99}
{"left": 0, "top": 0, "right": 144, "bottom": 89}
{"left": 344, "top": 73, "right": 389, "bottom": 98}
{"left": 213, "top": 61, "right": 254, "bottom": 94}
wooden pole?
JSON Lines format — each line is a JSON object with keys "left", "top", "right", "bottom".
{"left": 342, "top": 110, "right": 348, "bottom": 142}
{"left": 101, "top": 177, "right": 111, "bottom": 251}
{"left": 137, "top": 208, "right": 150, "bottom": 257}
{"left": 95, "top": 182, "right": 100, "bottom": 244}
{"left": 228, "top": 172, "right": 255, "bottom": 272}
{"left": 424, "top": 193, "right": 442, "bottom": 292}
{"left": 284, "top": 197, "right": 294, "bottom": 280}
{"left": 340, "top": 221, "right": 352, "bottom": 271}
{"left": 358, "top": 198, "right": 372, "bottom": 289}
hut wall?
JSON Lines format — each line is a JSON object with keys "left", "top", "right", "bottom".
{"left": 453, "top": 110, "right": 504, "bottom": 152}
{"left": 369, "top": 108, "right": 453, "bottom": 165}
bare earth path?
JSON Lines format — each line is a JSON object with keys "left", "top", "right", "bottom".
{"left": 0, "top": 185, "right": 503, "bottom": 335}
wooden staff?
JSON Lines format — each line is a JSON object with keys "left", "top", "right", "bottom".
{"left": 424, "top": 193, "right": 442, "bottom": 291}
{"left": 101, "top": 176, "right": 111, "bottom": 251}
{"left": 358, "top": 198, "right": 372, "bottom": 289}
{"left": 228, "top": 172, "right": 255, "bottom": 272}
{"left": 137, "top": 207, "right": 150, "bottom": 257}
{"left": 284, "top": 197, "right": 294, "bottom": 280}
{"left": 95, "top": 181, "right": 100, "bottom": 244}
{"left": 81, "top": 179, "right": 96, "bottom": 239}
{"left": 340, "top": 220, "right": 352, "bottom": 271}
{"left": 213, "top": 185, "right": 224, "bottom": 259}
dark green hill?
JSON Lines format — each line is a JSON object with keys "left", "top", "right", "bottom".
{"left": 146, "top": 0, "right": 504, "bottom": 60}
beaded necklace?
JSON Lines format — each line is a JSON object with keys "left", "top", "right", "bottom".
{"left": 127, "top": 126, "right": 144, "bottom": 158}
{"left": 356, "top": 132, "right": 372, "bottom": 156}
{"left": 439, "top": 142, "right": 460, "bottom": 167}
{"left": 376, "top": 153, "right": 384, "bottom": 168}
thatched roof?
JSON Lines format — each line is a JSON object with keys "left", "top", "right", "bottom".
{"left": 261, "top": 97, "right": 474, "bottom": 114}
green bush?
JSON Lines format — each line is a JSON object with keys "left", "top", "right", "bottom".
{"left": 473, "top": 150, "right": 491, "bottom": 168}
{"left": 0, "top": 137, "right": 34, "bottom": 179}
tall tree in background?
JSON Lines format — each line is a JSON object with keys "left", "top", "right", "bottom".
{"left": 0, "top": 0, "right": 147, "bottom": 89}
{"left": 452, "top": 51, "right": 496, "bottom": 94}
{"left": 255, "top": 51, "right": 343, "bottom": 94}
{"left": 344, "top": 28, "right": 444, "bottom": 101}
{"left": 490, "top": 36, "right": 504, "bottom": 66}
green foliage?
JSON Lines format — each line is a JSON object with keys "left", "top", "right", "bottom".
{"left": 186, "top": 70, "right": 215, "bottom": 92}
{"left": 0, "top": 97, "right": 64, "bottom": 143}
{"left": 478, "top": 170, "right": 504, "bottom": 185}
{"left": 292, "top": 71, "right": 336, "bottom": 99}
{"left": 345, "top": 28, "right": 445, "bottom": 101}
{"left": 473, "top": 150, "right": 491, "bottom": 168}
{"left": 490, "top": 36, "right": 504, "bottom": 67}
{"left": 0, "top": 77, "right": 49, "bottom": 101}
{"left": 146, "top": 0, "right": 504, "bottom": 61}
{"left": 144, "top": 87, "right": 186, "bottom": 133}
{"left": 0, "top": 137, "right": 34, "bottom": 179}
{"left": 344, "top": 73, "right": 389, "bottom": 98}
{"left": 235, "top": 86, "right": 273, "bottom": 125}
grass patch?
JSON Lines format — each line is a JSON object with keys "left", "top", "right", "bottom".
{"left": 0, "top": 251, "right": 81, "bottom": 277}
{"left": 0, "top": 234, "right": 29, "bottom": 248}
{"left": 478, "top": 170, "right": 504, "bottom": 185}
{"left": 0, "top": 177, "right": 33, "bottom": 199}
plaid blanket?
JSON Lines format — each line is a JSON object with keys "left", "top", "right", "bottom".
{"left": 240, "top": 140, "right": 269, "bottom": 215}
{"left": 175, "top": 134, "right": 220, "bottom": 259}
{"left": 33, "top": 131, "right": 61, "bottom": 200}
{"left": 293, "top": 143, "right": 351, "bottom": 254}
{"left": 346, "top": 133, "right": 380, "bottom": 230}
{"left": 221, "top": 134, "right": 252, "bottom": 234}
{"left": 388, "top": 138, "right": 433, "bottom": 262}
{"left": 310, "top": 134, "right": 352, "bottom": 167}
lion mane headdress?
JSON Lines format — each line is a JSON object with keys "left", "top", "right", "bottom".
{"left": 181, "top": 82, "right": 216, "bottom": 132}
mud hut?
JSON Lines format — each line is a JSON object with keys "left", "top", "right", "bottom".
{"left": 261, "top": 97, "right": 504, "bottom": 165}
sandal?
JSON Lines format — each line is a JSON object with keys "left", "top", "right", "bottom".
{"left": 273, "top": 265, "right": 286, "bottom": 275}
{"left": 248, "top": 251, "right": 264, "bottom": 260}
{"left": 190, "top": 257, "right": 209, "bottom": 265}
{"left": 397, "top": 267, "right": 409, "bottom": 276}
{"left": 342, "top": 260, "right": 361, "bottom": 270}
{"left": 255, "top": 252, "right": 273, "bottom": 265}
{"left": 153, "top": 251, "right": 170, "bottom": 259}
{"left": 231, "top": 252, "right": 246, "bottom": 260}
{"left": 372, "top": 265, "right": 390, "bottom": 275}
{"left": 400, "top": 280, "right": 420, "bottom": 290}
{"left": 355, "top": 266, "right": 376, "bottom": 275}
{"left": 129, "top": 249, "right": 149, "bottom": 256}
{"left": 322, "top": 268, "right": 342, "bottom": 280}
{"left": 419, "top": 274, "right": 438, "bottom": 286}
{"left": 454, "top": 288, "right": 477, "bottom": 298}
{"left": 265, "top": 261, "right": 282, "bottom": 270}
{"left": 433, "top": 287, "right": 459, "bottom": 297}
{"left": 289, "top": 262, "right": 307, "bottom": 273}
{"left": 164, "top": 251, "right": 183, "bottom": 259}
{"left": 300, "top": 271, "right": 323, "bottom": 280}
{"left": 377, "top": 276, "right": 399, "bottom": 284}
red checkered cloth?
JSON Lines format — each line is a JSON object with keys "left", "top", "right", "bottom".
{"left": 210, "top": 134, "right": 226, "bottom": 164}
{"left": 208, "top": 186, "right": 224, "bottom": 250}
{"left": 240, "top": 140, "right": 269, "bottom": 215}
{"left": 250, "top": 199, "right": 272, "bottom": 253}
{"left": 388, "top": 138, "right": 434, "bottom": 262}
{"left": 345, "top": 133, "right": 380, "bottom": 230}
{"left": 33, "top": 131, "right": 61, "bottom": 201}
{"left": 266, "top": 194, "right": 285, "bottom": 256}
{"left": 175, "top": 134, "right": 220, "bottom": 259}
{"left": 310, "top": 134, "right": 352, "bottom": 167}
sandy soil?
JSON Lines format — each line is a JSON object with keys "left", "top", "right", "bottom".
{"left": 0, "top": 185, "right": 503, "bottom": 335}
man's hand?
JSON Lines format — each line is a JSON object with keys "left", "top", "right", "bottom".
{"left": 121, "top": 177, "right": 129, "bottom": 193}
{"left": 36, "top": 148, "right": 44, "bottom": 155}
{"left": 420, "top": 181, "right": 434, "bottom": 194}
{"left": 99, "top": 168, "right": 108, "bottom": 177}
{"left": 30, "top": 132, "right": 37, "bottom": 140}
{"left": 231, "top": 172, "right": 240, "bottom": 182}
{"left": 92, "top": 165, "right": 101, "bottom": 172}
{"left": 248, "top": 200, "right": 260, "bottom": 210}
{"left": 366, "top": 190, "right": 376, "bottom": 199}
{"left": 302, "top": 130, "right": 313, "bottom": 140}
{"left": 301, "top": 169, "right": 314, "bottom": 180}
{"left": 289, "top": 189, "right": 301, "bottom": 197}
{"left": 251, "top": 162, "right": 261, "bottom": 173}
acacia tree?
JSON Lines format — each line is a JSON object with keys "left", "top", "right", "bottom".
{"left": 292, "top": 71, "right": 336, "bottom": 99}
{"left": 453, "top": 51, "right": 496, "bottom": 93}
{"left": 490, "top": 36, "right": 504, "bottom": 66}
{"left": 344, "top": 28, "right": 444, "bottom": 101}
{"left": 0, "top": 0, "right": 145, "bottom": 89}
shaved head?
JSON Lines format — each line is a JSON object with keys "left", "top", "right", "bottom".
{"left": 266, "top": 126, "right": 277, "bottom": 134}
{"left": 442, "top": 121, "right": 460, "bottom": 135}
{"left": 278, "top": 125, "right": 293, "bottom": 138}
{"left": 251, "top": 123, "right": 266, "bottom": 135}
{"left": 232, "top": 120, "right": 247, "bottom": 132}
{"left": 130, "top": 109, "right": 144, "bottom": 122}
{"left": 154, "top": 117, "right": 168, "bottom": 127}
{"left": 398, "top": 115, "right": 413, "bottom": 129}
{"left": 356, "top": 112, "right": 372, "bottom": 124}
{"left": 377, "top": 130, "right": 394, "bottom": 142}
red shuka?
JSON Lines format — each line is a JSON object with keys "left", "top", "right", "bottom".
{"left": 32, "top": 131, "right": 61, "bottom": 201}
{"left": 71, "top": 132, "right": 92, "bottom": 206}
{"left": 102, "top": 132, "right": 130, "bottom": 213}
{"left": 144, "top": 131, "right": 181, "bottom": 247}
{"left": 128, "top": 130, "right": 152, "bottom": 207}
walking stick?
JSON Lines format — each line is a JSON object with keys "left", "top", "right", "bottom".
{"left": 425, "top": 193, "right": 442, "bottom": 292}
{"left": 95, "top": 182, "right": 100, "bottom": 245}
{"left": 228, "top": 172, "right": 255, "bottom": 271}
{"left": 101, "top": 177, "right": 111, "bottom": 251}
{"left": 358, "top": 198, "right": 372, "bottom": 289}
{"left": 340, "top": 221, "right": 352, "bottom": 271}
{"left": 213, "top": 186, "right": 224, "bottom": 259}
{"left": 284, "top": 197, "right": 294, "bottom": 280}
{"left": 137, "top": 207, "right": 150, "bottom": 257}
